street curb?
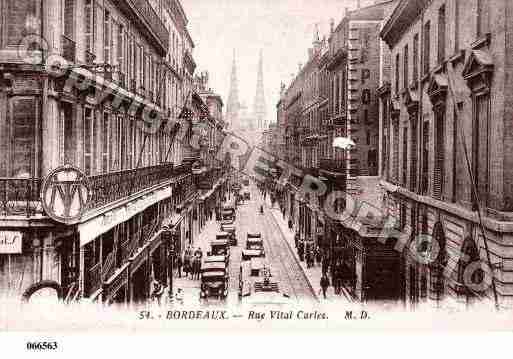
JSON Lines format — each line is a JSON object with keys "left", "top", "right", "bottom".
{"left": 265, "top": 204, "right": 319, "bottom": 302}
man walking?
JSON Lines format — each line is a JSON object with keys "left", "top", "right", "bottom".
{"left": 175, "top": 252, "right": 182, "bottom": 278}
{"left": 320, "top": 275, "right": 330, "bottom": 300}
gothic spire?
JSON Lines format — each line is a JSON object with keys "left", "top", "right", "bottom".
{"left": 253, "top": 49, "right": 267, "bottom": 130}
{"left": 226, "top": 49, "right": 240, "bottom": 129}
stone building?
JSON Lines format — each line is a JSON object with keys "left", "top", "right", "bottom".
{"left": 0, "top": 0, "right": 228, "bottom": 305}
{"left": 380, "top": 0, "right": 513, "bottom": 310}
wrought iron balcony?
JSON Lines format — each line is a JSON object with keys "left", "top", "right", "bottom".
{"left": 120, "top": 0, "right": 169, "bottom": 54}
{"left": 61, "top": 35, "right": 76, "bottom": 63}
{"left": 320, "top": 158, "right": 346, "bottom": 173}
{"left": 0, "top": 178, "right": 42, "bottom": 217}
{"left": 88, "top": 163, "right": 176, "bottom": 211}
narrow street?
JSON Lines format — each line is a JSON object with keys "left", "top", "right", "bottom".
{"left": 171, "top": 182, "right": 316, "bottom": 305}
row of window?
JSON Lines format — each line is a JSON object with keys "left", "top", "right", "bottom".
{"left": 384, "top": 92, "right": 490, "bottom": 207}
{"left": 394, "top": 1, "right": 490, "bottom": 95}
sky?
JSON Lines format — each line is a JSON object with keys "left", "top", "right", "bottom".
{"left": 182, "top": 0, "right": 377, "bottom": 126}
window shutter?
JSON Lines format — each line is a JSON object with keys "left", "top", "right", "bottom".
{"left": 402, "top": 126, "right": 408, "bottom": 186}
{"left": 433, "top": 110, "right": 445, "bottom": 200}
{"left": 422, "top": 121, "right": 429, "bottom": 194}
{"left": 410, "top": 119, "right": 417, "bottom": 192}
{"left": 393, "top": 122, "right": 399, "bottom": 184}
{"left": 475, "top": 94, "right": 489, "bottom": 207}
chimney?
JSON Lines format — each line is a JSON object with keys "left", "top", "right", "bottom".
{"left": 330, "top": 18, "right": 335, "bottom": 33}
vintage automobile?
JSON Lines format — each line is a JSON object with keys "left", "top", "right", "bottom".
{"left": 243, "top": 190, "right": 250, "bottom": 200}
{"left": 241, "top": 233, "right": 265, "bottom": 260}
{"left": 238, "top": 261, "right": 289, "bottom": 304}
{"left": 200, "top": 271, "right": 228, "bottom": 300}
{"left": 203, "top": 254, "right": 229, "bottom": 266}
{"left": 220, "top": 223, "right": 237, "bottom": 246}
{"left": 220, "top": 203, "right": 236, "bottom": 223}
{"left": 243, "top": 178, "right": 250, "bottom": 186}
{"left": 210, "top": 237, "right": 230, "bottom": 259}
{"left": 201, "top": 261, "right": 228, "bottom": 277}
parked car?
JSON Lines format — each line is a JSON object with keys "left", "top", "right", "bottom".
{"left": 221, "top": 223, "right": 237, "bottom": 246}
{"left": 204, "top": 254, "right": 229, "bottom": 266}
{"left": 210, "top": 237, "right": 230, "bottom": 258}
{"left": 242, "top": 233, "right": 265, "bottom": 260}
{"left": 200, "top": 271, "right": 228, "bottom": 300}
{"left": 201, "top": 261, "right": 228, "bottom": 277}
{"left": 220, "top": 203, "right": 236, "bottom": 223}
{"left": 243, "top": 190, "right": 250, "bottom": 200}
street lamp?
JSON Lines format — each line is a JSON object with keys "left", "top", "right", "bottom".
{"left": 162, "top": 226, "right": 174, "bottom": 297}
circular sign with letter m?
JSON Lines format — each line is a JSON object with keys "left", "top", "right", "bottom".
{"left": 40, "top": 165, "right": 91, "bottom": 225}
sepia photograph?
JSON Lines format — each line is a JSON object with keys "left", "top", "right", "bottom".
{"left": 0, "top": 0, "right": 512, "bottom": 350}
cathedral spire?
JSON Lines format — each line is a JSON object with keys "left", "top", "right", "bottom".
{"left": 253, "top": 49, "right": 267, "bottom": 130}
{"left": 226, "top": 49, "right": 240, "bottom": 129}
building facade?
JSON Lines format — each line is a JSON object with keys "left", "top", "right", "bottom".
{"left": 0, "top": 0, "right": 228, "bottom": 305}
{"left": 380, "top": 0, "right": 513, "bottom": 310}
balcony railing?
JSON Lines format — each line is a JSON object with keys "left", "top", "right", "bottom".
{"left": 88, "top": 163, "right": 176, "bottom": 211}
{"left": 0, "top": 164, "right": 192, "bottom": 219}
{"left": 86, "top": 262, "right": 102, "bottom": 297}
{"left": 320, "top": 159, "right": 346, "bottom": 173}
{"left": 61, "top": 35, "right": 76, "bottom": 63}
{"left": 0, "top": 178, "right": 42, "bottom": 217}
{"left": 123, "top": 0, "right": 169, "bottom": 53}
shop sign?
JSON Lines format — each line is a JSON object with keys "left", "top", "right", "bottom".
{"left": 0, "top": 231, "right": 22, "bottom": 254}
{"left": 40, "top": 165, "right": 91, "bottom": 225}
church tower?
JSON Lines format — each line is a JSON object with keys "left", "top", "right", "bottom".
{"left": 225, "top": 49, "right": 240, "bottom": 129}
{"left": 253, "top": 50, "right": 267, "bottom": 130}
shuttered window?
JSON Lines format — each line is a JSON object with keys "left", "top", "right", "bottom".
{"left": 477, "top": 0, "right": 489, "bottom": 37}
{"left": 410, "top": 118, "right": 418, "bottom": 192}
{"left": 63, "top": 0, "right": 74, "bottom": 39}
{"left": 422, "top": 121, "right": 429, "bottom": 195}
{"left": 472, "top": 94, "right": 490, "bottom": 209}
{"left": 83, "top": 108, "right": 94, "bottom": 175}
{"left": 404, "top": 45, "right": 409, "bottom": 89}
{"left": 4, "top": 0, "right": 41, "bottom": 47}
{"left": 433, "top": 108, "right": 445, "bottom": 200}
{"left": 413, "top": 34, "right": 419, "bottom": 83}
{"left": 9, "top": 98, "right": 39, "bottom": 178}
{"left": 402, "top": 126, "right": 408, "bottom": 186}
{"left": 117, "top": 24, "right": 124, "bottom": 74}
{"left": 437, "top": 5, "right": 446, "bottom": 64}
{"left": 382, "top": 100, "right": 389, "bottom": 178}
{"left": 104, "top": 9, "right": 111, "bottom": 64}
{"left": 84, "top": 0, "right": 95, "bottom": 53}
{"left": 393, "top": 121, "right": 399, "bottom": 184}
{"left": 423, "top": 21, "right": 431, "bottom": 75}
{"left": 395, "top": 54, "right": 400, "bottom": 95}
{"left": 62, "top": 102, "right": 75, "bottom": 166}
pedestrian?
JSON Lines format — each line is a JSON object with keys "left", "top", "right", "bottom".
{"left": 320, "top": 275, "right": 330, "bottom": 299}
{"left": 183, "top": 252, "right": 190, "bottom": 279}
{"left": 175, "top": 253, "right": 182, "bottom": 278}
{"left": 150, "top": 280, "right": 164, "bottom": 305}
{"left": 193, "top": 256, "right": 201, "bottom": 280}
{"left": 315, "top": 246, "right": 322, "bottom": 265}
{"left": 174, "top": 288, "right": 184, "bottom": 305}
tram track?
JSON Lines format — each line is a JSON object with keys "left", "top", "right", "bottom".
{"left": 240, "top": 186, "right": 316, "bottom": 301}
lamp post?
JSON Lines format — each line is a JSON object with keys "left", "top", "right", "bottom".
{"left": 162, "top": 226, "right": 174, "bottom": 297}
